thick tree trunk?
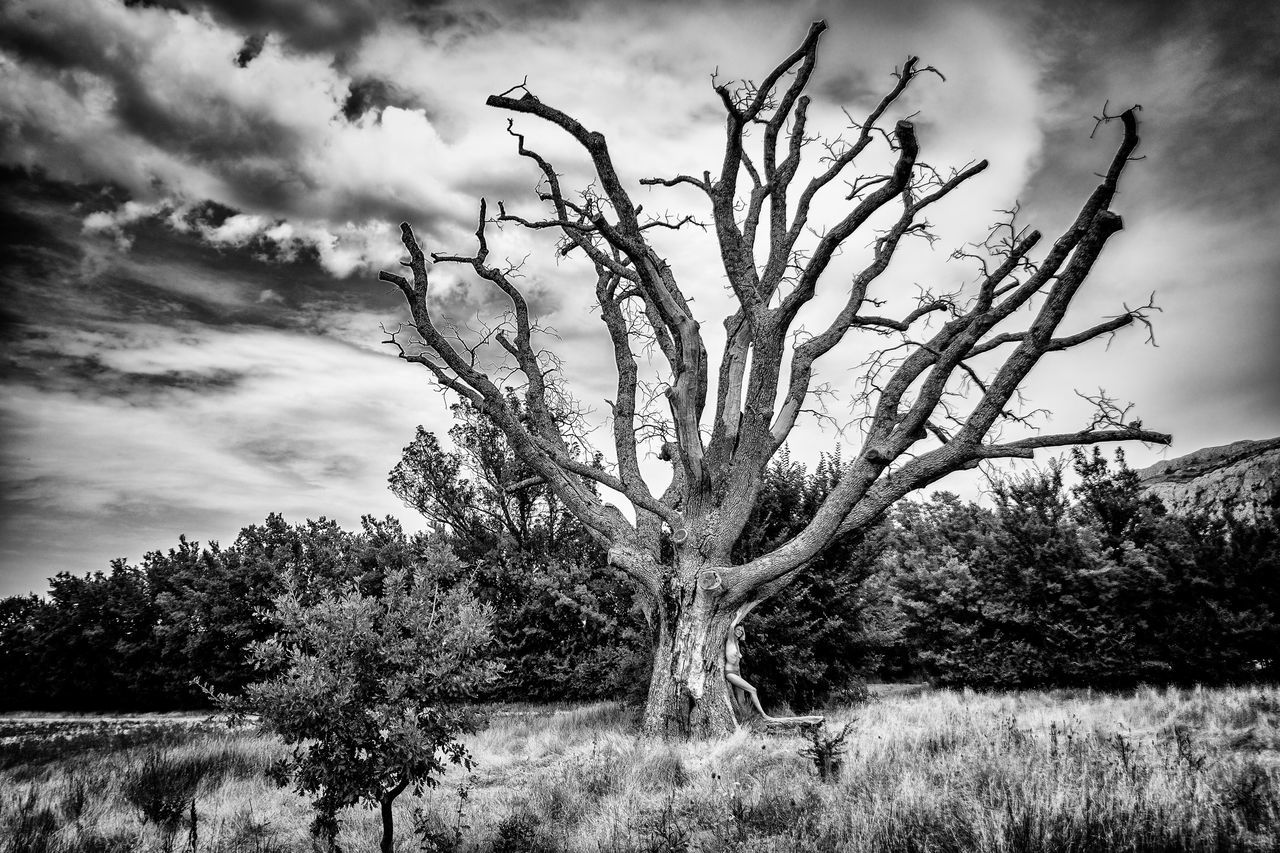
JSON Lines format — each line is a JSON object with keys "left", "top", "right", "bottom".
{"left": 640, "top": 569, "right": 740, "bottom": 738}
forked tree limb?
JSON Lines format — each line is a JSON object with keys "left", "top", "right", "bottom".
{"left": 382, "top": 23, "right": 1168, "bottom": 603}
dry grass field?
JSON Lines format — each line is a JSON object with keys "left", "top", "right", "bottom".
{"left": 2, "top": 685, "right": 1278, "bottom": 852}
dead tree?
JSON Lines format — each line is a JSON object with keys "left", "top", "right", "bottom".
{"left": 380, "top": 21, "right": 1169, "bottom": 737}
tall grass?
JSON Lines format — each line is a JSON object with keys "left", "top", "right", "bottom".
{"left": 1, "top": 686, "right": 1277, "bottom": 852}
{"left": 0, "top": 728, "right": 287, "bottom": 853}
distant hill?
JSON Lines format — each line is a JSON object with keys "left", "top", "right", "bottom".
{"left": 1136, "top": 437, "right": 1280, "bottom": 520}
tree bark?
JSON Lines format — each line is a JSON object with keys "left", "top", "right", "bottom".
{"left": 640, "top": 562, "right": 739, "bottom": 738}
{"left": 380, "top": 796, "right": 394, "bottom": 853}
{"left": 379, "top": 782, "right": 407, "bottom": 853}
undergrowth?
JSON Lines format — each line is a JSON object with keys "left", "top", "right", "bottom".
{"left": 0, "top": 687, "right": 1277, "bottom": 852}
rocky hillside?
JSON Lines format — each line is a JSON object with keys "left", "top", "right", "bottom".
{"left": 1136, "top": 437, "right": 1280, "bottom": 520}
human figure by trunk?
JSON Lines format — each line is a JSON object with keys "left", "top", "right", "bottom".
{"left": 725, "top": 611, "right": 823, "bottom": 728}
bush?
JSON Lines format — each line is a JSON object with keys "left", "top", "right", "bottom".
{"left": 223, "top": 550, "right": 501, "bottom": 852}
{"left": 120, "top": 748, "right": 208, "bottom": 828}
{"left": 491, "top": 811, "right": 557, "bottom": 853}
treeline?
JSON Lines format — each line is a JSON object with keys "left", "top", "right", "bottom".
{"left": 867, "top": 451, "right": 1280, "bottom": 689}
{"left": 0, "top": 511, "right": 647, "bottom": 710}
{"left": 730, "top": 448, "right": 1280, "bottom": 710}
{"left": 1, "top": 402, "right": 651, "bottom": 711}
{"left": 2, "top": 427, "right": 1277, "bottom": 710}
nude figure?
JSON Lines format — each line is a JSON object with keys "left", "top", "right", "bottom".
{"left": 724, "top": 624, "right": 772, "bottom": 719}
{"left": 724, "top": 618, "right": 823, "bottom": 727}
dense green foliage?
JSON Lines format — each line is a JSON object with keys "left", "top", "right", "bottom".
{"left": 389, "top": 401, "right": 650, "bottom": 703}
{"left": 220, "top": 551, "right": 498, "bottom": 849}
{"left": 0, "top": 542, "right": 277, "bottom": 710}
{"left": 732, "top": 449, "right": 886, "bottom": 712}
{"left": 2, "top": 445, "right": 1277, "bottom": 711}
{"left": 870, "top": 449, "right": 1280, "bottom": 687}
{"left": 0, "top": 513, "right": 441, "bottom": 710}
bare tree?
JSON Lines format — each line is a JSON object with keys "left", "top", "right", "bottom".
{"left": 380, "top": 21, "right": 1169, "bottom": 737}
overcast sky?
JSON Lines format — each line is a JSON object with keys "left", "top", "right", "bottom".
{"left": 2, "top": 0, "right": 1277, "bottom": 597}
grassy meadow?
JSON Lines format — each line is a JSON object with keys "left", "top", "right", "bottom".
{"left": 2, "top": 686, "right": 1278, "bottom": 852}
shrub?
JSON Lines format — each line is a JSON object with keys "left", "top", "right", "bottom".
{"left": 120, "top": 748, "right": 208, "bottom": 829}
{"left": 491, "top": 810, "right": 557, "bottom": 853}
{"left": 221, "top": 550, "right": 501, "bottom": 853}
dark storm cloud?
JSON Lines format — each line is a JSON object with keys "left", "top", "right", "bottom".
{"left": 183, "top": 0, "right": 401, "bottom": 54}
{"left": 178, "top": 0, "right": 532, "bottom": 55}
{"left": 184, "top": 0, "right": 593, "bottom": 56}
{"left": 233, "top": 433, "right": 365, "bottom": 483}
{"left": 122, "top": 0, "right": 187, "bottom": 10}
{"left": 1, "top": 1, "right": 476, "bottom": 243}
{"left": 342, "top": 77, "right": 430, "bottom": 122}
{"left": 0, "top": 170, "right": 106, "bottom": 289}
{"left": 0, "top": 168, "right": 401, "bottom": 346}
{"left": 808, "top": 66, "right": 879, "bottom": 106}
{"left": 0, "top": 306, "right": 24, "bottom": 338}
{"left": 2, "top": 340, "right": 247, "bottom": 405}
{"left": 177, "top": 200, "right": 240, "bottom": 231}
{"left": 0, "top": 6, "right": 309, "bottom": 184}
{"left": 0, "top": 170, "right": 139, "bottom": 337}
{"left": 234, "top": 33, "right": 266, "bottom": 67}
{"left": 0, "top": 8, "right": 110, "bottom": 72}
{"left": 1011, "top": 0, "right": 1280, "bottom": 214}
{"left": 0, "top": 0, "right": 578, "bottom": 275}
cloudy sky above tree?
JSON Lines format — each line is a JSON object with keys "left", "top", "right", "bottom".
{"left": 1, "top": 0, "right": 1277, "bottom": 596}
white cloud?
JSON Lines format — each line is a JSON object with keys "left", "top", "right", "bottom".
{"left": 2, "top": 0, "right": 477, "bottom": 239}
{"left": 0, "top": 321, "right": 454, "bottom": 594}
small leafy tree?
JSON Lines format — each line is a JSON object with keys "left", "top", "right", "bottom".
{"left": 224, "top": 548, "right": 500, "bottom": 853}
